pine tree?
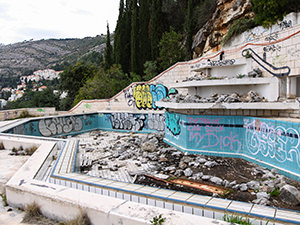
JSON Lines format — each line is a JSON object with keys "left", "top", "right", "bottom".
{"left": 151, "top": 0, "right": 163, "bottom": 60}
{"left": 104, "top": 23, "right": 113, "bottom": 69}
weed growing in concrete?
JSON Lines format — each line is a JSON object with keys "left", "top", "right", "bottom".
{"left": 22, "top": 202, "right": 41, "bottom": 223}
{"left": 223, "top": 213, "right": 252, "bottom": 225}
{"left": 269, "top": 187, "right": 280, "bottom": 197}
{"left": 0, "top": 193, "right": 8, "bottom": 206}
{"left": 0, "top": 141, "right": 4, "bottom": 150}
{"left": 11, "top": 147, "right": 18, "bottom": 154}
{"left": 64, "top": 211, "right": 91, "bottom": 225}
{"left": 150, "top": 214, "right": 166, "bottom": 225}
{"left": 25, "top": 146, "right": 38, "bottom": 155}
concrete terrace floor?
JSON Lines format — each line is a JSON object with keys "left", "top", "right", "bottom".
{"left": 0, "top": 149, "right": 29, "bottom": 225}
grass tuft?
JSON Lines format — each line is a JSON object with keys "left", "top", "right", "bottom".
{"left": 64, "top": 211, "right": 91, "bottom": 225}
{"left": 25, "top": 146, "right": 38, "bottom": 155}
{"left": 223, "top": 213, "right": 252, "bottom": 225}
{"left": 0, "top": 142, "right": 4, "bottom": 150}
{"left": 22, "top": 202, "right": 42, "bottom": 223}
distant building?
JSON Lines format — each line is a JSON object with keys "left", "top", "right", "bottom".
{"left": 38, "top": 86, "right": 47, "bottom": 91}
{"left": 34, "top": 69, "right": 62, "bottom": 80}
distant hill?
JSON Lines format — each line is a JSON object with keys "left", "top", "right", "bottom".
{"left": 0, "top": 35, "right": 107, "bottom": 78}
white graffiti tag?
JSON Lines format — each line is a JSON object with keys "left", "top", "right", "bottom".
{"left": 244, "top": 119, "right": 300, "bottom": 168}
{"left": 111, "top": 113, "right": 146, "bottom": 131}
{"left": 38, "top": 116, "right": 83, "bottom": 137}
{"left": 147, "top": 114, "right": 165, "bottom": 131}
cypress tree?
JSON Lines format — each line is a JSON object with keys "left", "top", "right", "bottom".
{"left": 185, "top": 0, "right": 193, "bottom": 59}
{"left": 151, "top": 0, "right": 163, "bottom": 60}
{"left": 131, "top": 0, "right": 139, "bottom": 74}
{"left": 114, "top": 0, "right": 125, "bottom": 65}
{"left": 139, "top": 0, "right": 151, "bottom": 74}
{"left": 122, "top": 0, "right": 132, "bottom": 73}
{"left": 104, "top": 23, "right": 113, "bottom": 69}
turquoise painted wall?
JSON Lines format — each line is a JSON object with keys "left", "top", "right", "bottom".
{"left": 4, "top": 113, "right": 99, "bottom": 137}
{"left": 3, "top": 111, "right": 300, "bottom": 181}
{"left": 3, "top": 112, "right": 165, "bottom": 137}
{"left": 98, "top": 112, "right": 165, "bottom": 133}
{"left": 164, "top": 112, "right": 300, "bottom": 181}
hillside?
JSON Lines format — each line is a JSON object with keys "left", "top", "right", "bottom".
{"left": 0, "top": 35, "right": 107, "bottom": 78}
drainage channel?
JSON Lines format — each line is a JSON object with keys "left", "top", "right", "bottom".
{"left": 45, "top": 138, "right": 300, "bottom": 225}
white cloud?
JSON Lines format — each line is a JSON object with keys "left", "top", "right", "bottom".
{"left": 0, "top": 0, "right": 119, "bottom": 44}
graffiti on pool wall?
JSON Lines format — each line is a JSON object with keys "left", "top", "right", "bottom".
{"left": 244, "top": 118, "right": 300, "bottom": 168}
{"left": 38, "top": 116, "right": 85, "bottom": 137}
{"left": 111, "top": 113, "right": 146, "bottom": 131}
{"left": 147, "top": 113, "right": 165, "bottom": 131}
{"left": 130, "top": 84, "right": 177, "bottom": 110}
{"left": 132, "top": 84, "right": 167, "bottom": 110}
{"left": 165, "top": 112, "right": 181, "bottom": 135}
{"left": 187, "top": 117, "right": 242, "bottom": 151}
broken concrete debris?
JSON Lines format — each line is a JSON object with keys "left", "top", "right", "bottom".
{"left": 76, "top": 131, "right": 300, "bottom": 208}
{"left": 163, "top": 90, "right": 267, "bottom": 104}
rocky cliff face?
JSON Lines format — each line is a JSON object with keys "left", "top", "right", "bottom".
{"left": 192, "top": 0, "right": 253, "bottom": 57}
{"left": 0, "top": 36, "right": 106, "bottom": 78}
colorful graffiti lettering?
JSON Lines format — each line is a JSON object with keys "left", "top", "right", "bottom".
{"left": 165, "top": 112, "right": 181, "bottom": 135}
{"left": 38, "top": 116, "right": 85, "bottom": 137}
{"left": 147, "top": 113, "right": 165, "bottom": 131}
{"left": 110, "top": 113, "right": 146, "bottom": 131}
{"left": 84, "top": 103, "right": 92, "bottom": 109}
{"left": 187, "top": 117, "right": 241, "bottom": 151}
{"left": 132, "top": 84, "right": 168, "bottom": 110}
{"left": 123, "top": 87, "right": 136, "bottom": 107}
{"left": 244, "top": 119, "right": 300, "bottom": 168}
{"left": 189, "top": 131, "right": 241, "bottom": 150}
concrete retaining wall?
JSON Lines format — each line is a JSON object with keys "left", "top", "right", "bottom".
{"left": 0, "top": 107, "right": 57, "bottom": 121}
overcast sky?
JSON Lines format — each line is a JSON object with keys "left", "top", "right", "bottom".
{"left": 0, "top": 0, "right": 119, "bottom": 45}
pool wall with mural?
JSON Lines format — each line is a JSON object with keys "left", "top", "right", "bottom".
{"left": 164, "top": 112, "right": 300, "bottom": 181}
{"left": 3, "top": 111, "right": 300, "bottom": 181}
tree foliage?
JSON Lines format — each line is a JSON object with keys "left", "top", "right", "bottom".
{"left": 74, "top": 65, "right": 130, "bottom": 105}
{"left": 158, "top": 27, "right": 185, "bottom": 71}
{"left": 104, "top": 23, "right": 113, "bottom": 69}
{"left": 5, "top": 88, "right": 60, "bottom": 109}
{"left": 251, "top": 0, "right": 300, "bottom": 27}
{"left": 58, "top": 62, "right": 96, "bottom": 109}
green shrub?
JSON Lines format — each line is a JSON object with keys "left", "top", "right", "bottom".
{"left": 150, "top": 214, "right": 166, "bottom": 225}
{"left": 269, "top": 187, "right": 280, "bottom": 197}
{"left": 222, "top": 17, "right": 256, "bottom": 44}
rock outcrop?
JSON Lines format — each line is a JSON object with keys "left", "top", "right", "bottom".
{"left": 192, "top": 0, "right": 253, "bottom": 57}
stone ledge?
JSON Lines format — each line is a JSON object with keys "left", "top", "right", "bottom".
{"left": 156, "top": 101, "right": 300, "bottom": 110}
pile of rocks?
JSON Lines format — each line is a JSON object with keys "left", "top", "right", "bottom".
{"left": 182, "top": 68, "right": 262, "bottom": 82}
{"left": 76, "top": 131, "right": 300, "bottom": 208}
{"left": 182, "top": 72, "right": 211, "bottom": 82}
{"left": 163, "top": 90, "right": 267, "bottom": 104}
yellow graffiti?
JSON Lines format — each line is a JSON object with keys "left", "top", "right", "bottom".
{"left": 133, "top": 84, "right": 153, "bottom": 109}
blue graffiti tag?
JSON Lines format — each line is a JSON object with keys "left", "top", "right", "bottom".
{"left": 150, "top": 84, "right": 168, "bottom": 109}
{"left": 165, "top": 112, "right": 181, "bottom": 135}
